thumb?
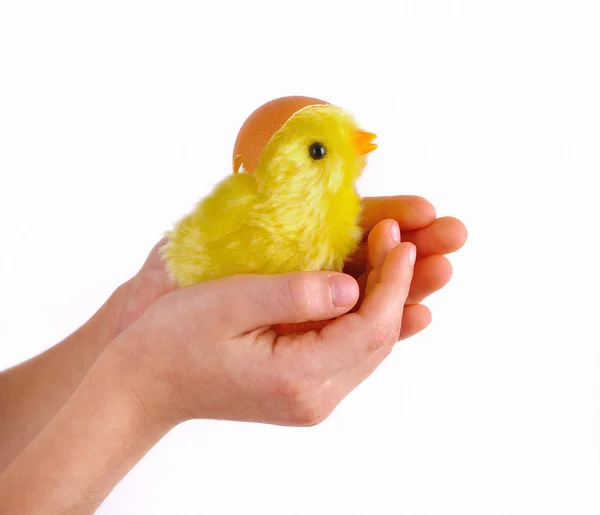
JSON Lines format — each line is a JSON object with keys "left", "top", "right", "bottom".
{"left": 208, "top": 272, "right": 359, "bottom": 336}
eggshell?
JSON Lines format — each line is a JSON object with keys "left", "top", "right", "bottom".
{"left": 232, "top": 95, "right": 329, "bottom": 173}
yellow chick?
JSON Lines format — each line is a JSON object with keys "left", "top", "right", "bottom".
{"left": 162, "top": 102, "right": 377, "bottom": 288}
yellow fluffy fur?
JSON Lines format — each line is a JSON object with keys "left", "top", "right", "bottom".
{"left": 162, "top": 105, "right": 366, "bottom": 287}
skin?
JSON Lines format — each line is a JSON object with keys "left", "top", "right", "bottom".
{"left": 0, "top": 195, "right": 467, "bottom": 513}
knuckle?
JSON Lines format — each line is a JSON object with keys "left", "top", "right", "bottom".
{"left": 367, "top": 321, "right": 397, "bottom": 353}
{"left": 275, "top": 374, "right": 327, "bottom": 427}
{"left": 284, "top": 274, "right": 322, "bottom": 319}
{"left": 290, "top": 396, "right": 327, "bottom": 427}
{"left": 276, "top": 373, "right": 304, "bottom": 399}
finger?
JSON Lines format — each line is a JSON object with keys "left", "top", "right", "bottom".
{"left": 406, "top": 254, "right": 453, "bottom": 304}
{"left": 364, "top": 267, "right": 381, "bottom": 299}
{"left": 364, "top": 220, "right": 400, "bottom": 298}
{"left": 360, "top": 196, "right": 436, "bottom": 232}
{"left": 358, "top": 242, "right": 416, "bottom": 324}
{"left": 366, "top": 219, "right": 400, "bottom": 277}
{"left": 272, "top": 235, "right": 402, "bottom": 333}
{"left": 344, "top": 196, "right": 433, "bottom": 277}
{"left": 355, "top": 254, "right": 452, "bottom": 313}
{"left": 311, "top": 242, "right": 416, "bottom": 373}
{"left": 199, "top": 272, "right": 359, "bottom": 336}
{"left": 399, "top": 304, "right": 432, "bottom": 340}
{"left": 325, "top": 304, "right": 432, "bottom": 402}
{"left": 351, "top": 272, "right": 367, "bottom": 313}
{"left": 402, "top": 216, "right": 467, "bottom": 258}
{"left": 338, "top": 305, "right": 431, "bottom": 391}
{"left": 349, "top": 220, "right": 399, "bottom": 311}
{"left": 345, "top": 216, "right": 465, "bottom": 277}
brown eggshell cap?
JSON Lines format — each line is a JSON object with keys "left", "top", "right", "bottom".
{"left": 232, "top": 95, "right": 329, "bottom": 173}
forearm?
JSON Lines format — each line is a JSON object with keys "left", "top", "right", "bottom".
{"left": 0, "top": 343, "right": 174, "bottom": 514}
{"left": 0, "top": 282, "right": 129, "bottom": 471}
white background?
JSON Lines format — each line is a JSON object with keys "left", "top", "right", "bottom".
{"left": 1, "top": 1, "right": 599, "bottom": 514}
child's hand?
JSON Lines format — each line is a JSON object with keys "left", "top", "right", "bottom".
{"left": 110, "top": 225, "right": 416, "bottom": 427}
{"left": 0, "top": 210, "right": 466, "bottom": 513}
{"left": 114, "top": 196, "right": 466, "bottom": 343}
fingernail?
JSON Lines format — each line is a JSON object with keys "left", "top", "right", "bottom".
{"left": 328, "top": 274, "right": 358, "bottom": 307}
{"left": 408, "top": 243, "right": 417, "bottom": 266}
{"left": 391, "top": 221, "right": 400, "bottom": 244}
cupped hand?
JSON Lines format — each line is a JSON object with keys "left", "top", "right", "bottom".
{"left": 112, "top": 237, "right": 417, "bottom": 427}
{"left": 115, "top": 196, "right": 467, "bottom": 341}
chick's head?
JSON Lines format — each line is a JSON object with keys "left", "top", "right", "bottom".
{"left": 254, "top": 105, "right": 377, "bottom": 195}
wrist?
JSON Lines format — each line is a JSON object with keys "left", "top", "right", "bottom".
{"left": 109, "top": 260, "right": 177, "bottom": 350}
{"left": 86, "top": 267, "right": 167, "bottom": 362}
{"left": 83, "top": 280, "right": 131, "bottom": 362}
{"left": 105, "top": 326, "right": 188, "bottom": 429}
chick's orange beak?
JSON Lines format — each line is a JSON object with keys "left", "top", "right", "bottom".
{"left": 355, "top": 130, "right": 378, "bottom": 155}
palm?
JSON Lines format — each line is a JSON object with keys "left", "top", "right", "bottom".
{"left": 117, "top": 196, "right": 466, "bottom": 338}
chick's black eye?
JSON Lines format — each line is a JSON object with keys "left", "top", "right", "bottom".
{"left": 309, "top": 142, "right": 327, "bottom": 160}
